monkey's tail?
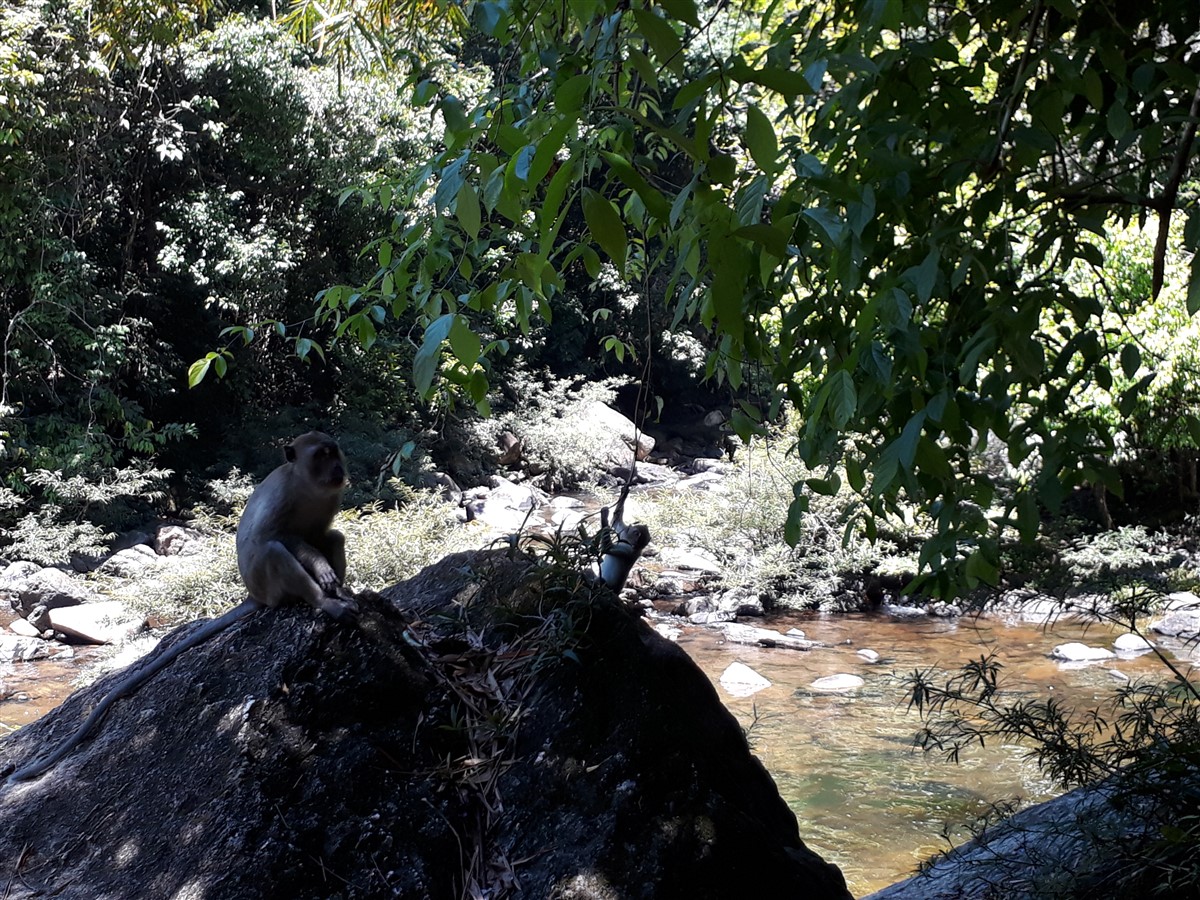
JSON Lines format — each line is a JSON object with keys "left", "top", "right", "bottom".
{"left": 7, "top": 602, "right": 257, "bottom": 784}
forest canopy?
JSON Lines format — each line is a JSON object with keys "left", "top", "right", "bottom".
{"left": 1, "top": 0, "right": 1198, "bottom": 595}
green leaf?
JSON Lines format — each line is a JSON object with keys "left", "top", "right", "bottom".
{"left": 582, "top": 188, "right": 627, "bottom": 272}
{"left": 187, "top": 356, "right": 212, "bottom": 388}
{"left": 602, "top": 152, "right": 671, "bottom": 220}
{"left": 456, "top": 182, "right": 481, "bottom": 239}
{"left": 449, "top": 315, "right": 481, "bottom": 368}
{"left": 828, "top": 370, "right": 857, "bottom": 429}
{"left": 1120, "top": 343, "right": 1141, "bottom": 379}
{"left": 656, "top": 0, "right": 699, "bottom": 27}
{"left": 632, "top": 9, "right": 682, "bottom": 71}
{"left": 964, "top": 549, "right": 1000, "bottom": 587}
{"left": 730, "top": 60, "right": 816, "bottom": 98}
{"left": 1188, "top": 251, "right": 1200, "bottom": 315}
{"left": 744, "top": 105, "right": 778, "bottom": 175}
{"left": 414, "top": 313, "right": 455, "bottom": 396}
{"left": 555, "top": 75, "right": 590, "bottom": 115}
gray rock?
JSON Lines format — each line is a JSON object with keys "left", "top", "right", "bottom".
{"left": 882, "top": 603, "right": 927, "bottom": 618}
{"left": 658, "top": 547, "right": 722, "bottom": 574}
{"left": 719, "top": 662, "right": 771, "bottom": 697}
{"left": 811, "top": 674, "right": 865, "bottom": 691}
{"left": 1051, "top": 642, "right": 1116, "bottom": 662}
{"left": 14, "top": 567, "right": 94, "bottom": 617}
{"left": 1151, "top": 610, "right": 1200, "bottom": 639}
{"left": 8, "top": 617, "right": 41, "bottom": 638}
{"left": 155, "top": 525, "right": 205, "bottom": 557}
{"left": 49, "top": 600, "right": 144, "bottom": 645}
{"left": 577, "top": 401, "right": 656, "bottom": 465}
{"left": 857, "top": 648, "right": 881, "bottom": 663}
{"left": 1113, "top": 633, "right": 1153, "bottom": 653}
{"left": 692, "top": 457, "right": 731, "bottom": 473}
{"left": 720, "top": 623, "right": 821, "bottom": 651}
{"left": 97, "top": 544, "right": 162, "bottom": 578}
{"left": 0, "top": 561, "right": 40, "bottom": 589}
{"left": 0, "top": 633, "right": 52, "bottom": 661}
{"left": 716, "top": 586, "right": 765, "bottom": 617}
{"left": 486, "top": 475, "right": 548, "bottom": 511}
{"left": 674, "top": 471, "right": 726, "bottom": 492}
{"left": 928, "top": 601, "right": 962, "bottom": 617}
{"left": 1164, "top": 590, "right": 1200, "bottom": 610}
{"left": 689, "top": 610, "right": 737, "bottom": 625}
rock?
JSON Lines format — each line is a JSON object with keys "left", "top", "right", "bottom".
{"left": 1164, "top": 590, "right": 1200, "bottom": 610}
{"left": 658, "top": 547, "right": 722, "bottom": 574}
{"left": 720, "top": 622, "right": 821, "bottom": 651}
{"left": 97, "top": 544, "right": 162, "bottom": 578}
{"left": 418, "top": 471, "right": 462, "bottom": 504}
{"left": 486, "top": 475, "right": 548, "bottom": 511}
{"left": 577, "top": 401, "right": 656, "bottom": 465}
{"left": 0, "top": 550, "right": 851, "bottom": 900}
{"left": 1051, "top": 642, "right": 1116, "bottom": 662}
{"left": 609, "top": 460, "right": 680, "bottom": 487}
{"left": 719, "top": 662, "right": 771, "bottom": 697}
{"left": 13, "top": 568, "right": 95, "bottom": 617}
{"left": 496, "top": 430, "right": 522, "bottom": 467}
{"left": 8, "top": 618, "right": 41, "bottom": 638}
{"left": 154, "top": 525, "right": 204, "bottom": 557}
{"left": 548, "top": 496, "right": 584, "bottom": 509}
{"left": 928, "top": 601, "right": 962, "bottom": 617}
{"left": 863, "top": 774, "right": 1164, "bottom": 900}
{"left": 112, "top": 530, "right": 154, "bottom": 553}
{"left": 1151, "top": 609, "right": 1200, "bottom": 639}
{"left": 0, "top": 561, "right": 40, "bottom": 590}
{"left": 882, "top": 603, "right": 927, "bottom": 618}
{"left": 675, "top": 596, "right": 714, "bottom": 617}
{"left": 703, "top": 410, "right": 726, "bottom": 427}
{"left": 653, "top": 624, "right": 681, "bottom": 642}
{"left": 715, "top": 585, "right": 766, "bottom": 617}
{"left": 857, "top": 648, "right": 881, "bottom": 663}
{"left": 786, "top": 628, "right": 807, "bottom": 638}
{"left": 1113, "top": 633, "right": 1153, "bottom": 653}
{"left": 811, "top": 674, "right": 865, "bottom": 691}
{"left": 0, "top": 634, "right": 52, "bottom": 662}
{"left": 48, "top": 600, "right": 144, "bottom": 645}
{"left": 692, "top": 457, "right": 731, "bottom": 473}
{"left": 689, "top": 610, "right": 736, "bottom": 625}
{"left": 675, "top": 471, "right": 727, "bottom": 492}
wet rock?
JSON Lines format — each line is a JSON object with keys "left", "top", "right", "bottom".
{"left": 882, "top": 603, "right": 926, "bottom": 618}
{"left": 653, "top": 623, "right": 681, "bottom": 642}
{"left": 1051, "top": 642, "right": 1116, "bottom": 662}
{"left": 1113, "top": 633, "right": 1153, "bottom": 654}
{"left": 716, "top": 585, "right": 766, "bottom": 617}
{"left": 928, "top": 601, "right": 962, "bottom": 617}
{"left": 720, "top": 623, "right": 821, "bottom": 651}
{"left": 786, "top": 628, "right": 807, "bottom": 638}
{"left": 0, "top": 634, "right": 52, "bottom": 662}
{"left": 720, "top": 662, "right": 771, "bottom": 697}
{"left": 857, "top": 649, "right": 881, "bottom": 663}
{"left": 689, "top": 610, "right": 737, "bottom": 625}
{"left": 1151, "top": 609, "right": 1200, "bottom": 639}
{"left": 48, "top": 601, "right": 143, "bottom": 645}
{"left": 811, "top": 674, "right": 865, "bottom": 691}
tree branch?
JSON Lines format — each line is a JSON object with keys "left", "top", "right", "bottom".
{"left": 1152, "top": 84, "right": 1200, "bottom": 299}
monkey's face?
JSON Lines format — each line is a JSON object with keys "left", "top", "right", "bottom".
{"left": 287, "top": 432, "right": 348, "bottom": 492}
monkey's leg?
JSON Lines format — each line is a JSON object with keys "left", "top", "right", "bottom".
{"left": 262, "top": 540, "right": 357, "bottom": 622}
{"left": 7, "top": 601, "right": 258, "bottom": 783}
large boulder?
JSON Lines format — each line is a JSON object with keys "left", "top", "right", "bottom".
{"left": 0, "top": 551, "right": 849, "bottom": 900}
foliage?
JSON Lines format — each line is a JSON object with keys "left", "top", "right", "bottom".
{"left": 298, "top": 0, "right": 1200, "bottom": 597}
{"left": 5, "top": 509, "right": 111, "bottom": 567}
{"left": 642, "top": 430, "right": 902, "bottom": 607}
{"left": 467, "top": 368, "right": 629, "bottom": 491}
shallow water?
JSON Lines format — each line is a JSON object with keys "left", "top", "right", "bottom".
{"left": 675, "top": 612, "right": 1179, "bottom": 897}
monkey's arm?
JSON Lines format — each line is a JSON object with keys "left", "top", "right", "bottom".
{"left": 291, "top": 536, "right": 345, "bottom": 594}
{"left": 6, "top": 600, "right": 258, "bottom": 784}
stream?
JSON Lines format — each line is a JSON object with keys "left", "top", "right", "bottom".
{"left": 674, "top": 610, "right": 1182, "bottom": 896}
{"left": 1, "top": 605, "right": 1185, "bottom": 897}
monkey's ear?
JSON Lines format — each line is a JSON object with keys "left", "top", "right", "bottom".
{"left": 285, "top": 444, "right": 297, "bottom": 463}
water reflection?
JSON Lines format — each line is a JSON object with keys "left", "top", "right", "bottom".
{"left": 675, "top": 612, "right": 1176, "bottom": 896}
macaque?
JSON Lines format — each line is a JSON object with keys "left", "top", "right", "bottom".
{"left": 7, "top": 431, "right": 356, "bottom": 783}
{"left": 594, "top": 485, "right": 651, "bottom": 593}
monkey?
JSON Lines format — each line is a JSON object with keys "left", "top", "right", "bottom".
{"left": 7, "top": 431, "right": 357, "bottom": 783}
{"left": 592, "top": 474, "right": 651, "bottom": 594}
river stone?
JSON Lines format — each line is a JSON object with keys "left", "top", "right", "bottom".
{"left": 882, "top": 603, "right": 926, "bottom": 618}
{"left": 1051, "top": 642, "right": 1116, "bottom": 662}
{"left": 811, "top": 674, "right": 865, "bottom": 691}
{"left": 0, "top": 561, "right": 40, "bottom": 589}
{"left": 857, "top": 648, "right": 881, "bottom": 663}
{"left": 1113, "top": 633, "right": 1153, "bottom": 653}
{"left": 659, "top": 547, "right": 722, "bottom": 574}
{"left": 1151, "top": 609, "right": 1200, "bottom": 639}
{"left": 786, "top": 628, "right": 807, "bottom": 638}
{"left": 14, "top": 567, "right": 95, "bottom": 616}
{"left": 1165, "top": 590, "right": 1200, "bottom": 610}
{"left": 97, "top": 544, "right": 162, "bottom": 577}
{"left": 721, "top": 623, "right": 820, "bottom": 651}
{"left": 674, "top": 471, "right": 727, "bottom": 492}
{"left": 8, "top": 617, "right": 41, "bottom": 638}
{"left": 719, "top": 662, "right": 771, "bottom": 697}
{"left": 0, "top": 634, "right": 52, "bottom": 661}
{"left": 48, "top": 600, "right": 144, "bottom": 644}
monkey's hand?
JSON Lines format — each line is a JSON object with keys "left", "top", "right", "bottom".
{"left": 317, "top": 587, "right": 359, "bottom": 623}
